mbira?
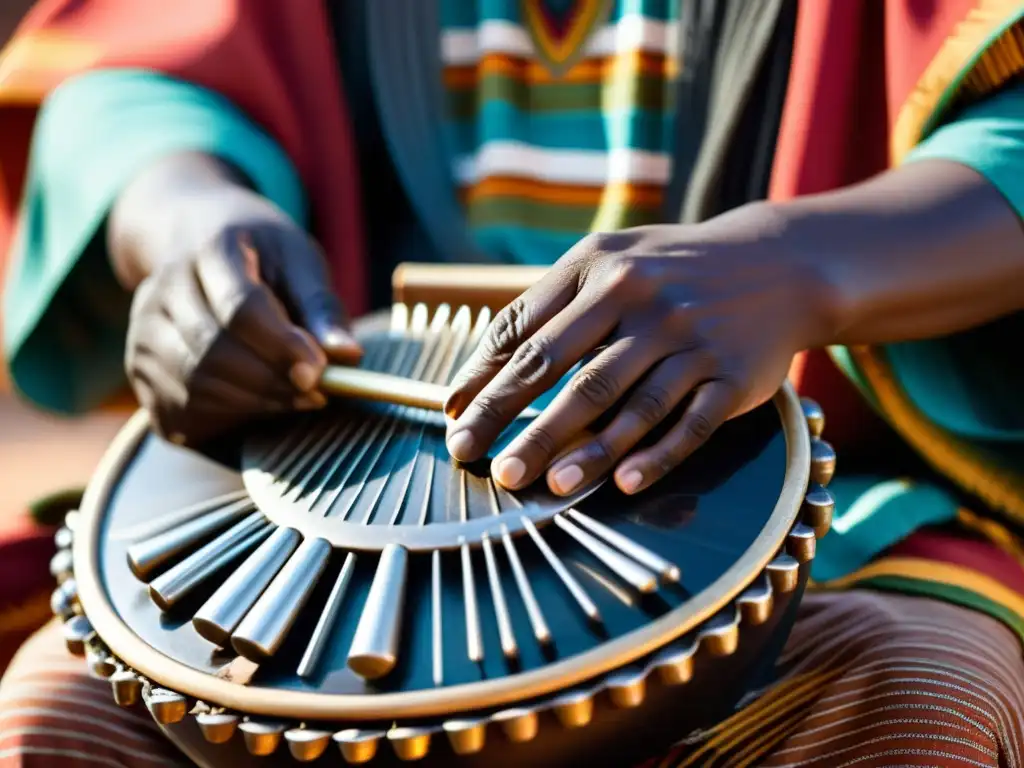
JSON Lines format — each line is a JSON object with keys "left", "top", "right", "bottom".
{"left": 53, "top": 266, "right": 836, "bottom": 767}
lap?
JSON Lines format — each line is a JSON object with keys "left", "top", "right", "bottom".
{"left": 3, "top": 593, "right": 1022, "bottom": 767}
{"left": 0, "top": 619, "right": 189, "bottom": 768}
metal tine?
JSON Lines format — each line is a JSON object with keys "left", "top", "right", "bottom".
{"left": 460, "top": 537, "right": 484, "bottom": 663}
{"left": 521, "top": 516, "right": 602, "bottom": 624}
{"left": 313, "top": 306, "right": 424, "bottom": 517}
{"left": 282, "top": 327, "right": 405, "bottom": 507}
{"left": 280, "top": 421, "right": 352, "bottom": 500}
{"left": 127, "top": 498, "right": 255, "bottom": 581}
{"left": 447, "top": 306, "right": 492, "bottom": 385}
{"left": 297, "top": 551, "right": 357, "bottom": 678}
{"left": 554, "top": 515, "right": 659, "bottom": 594}
{"left": 500, "top": 523, "right": 551, "bottom": 646}
{"left": 256, "top": 412, "right": 315, "bottom": 471}
{"left": 332, "top": 306, "right": 451, "bottom": 524}
{"left": 481, "top": 533, "right": 518, "bottom": 659}
{"left": 231, "top": 536, "right": 333, "bottom": 662}
{"left": 488, "top": 481, "right": 551, "bottom": 645}
{"left": 432, "top": 550, "right": 443, "bottom": 685}
{"left": 149, "top": 514, "right": 271, "bottom": 611}
{"left": 280, "top": 305, "right": 415, "bottom": 495}
{"left": 111, "top": 489, "right": 249, "bottom": 543}
{"left": 192, "top": 527, "right": 302, "bottom": 647}
{"left": 346, "top": 543, "right": 408, "bottom": 679}
{"left": 564, "top": 509, "right": 681, "bottom": 583}
{"left": 390, "top": 306, "right": 474, "bottom": 527}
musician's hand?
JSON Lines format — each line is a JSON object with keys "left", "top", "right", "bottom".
{"left": 124, "top": 190, "right": 362, "bottom": 446}
{"left": 443, "top": 213, "right": 827, "bottom": 496}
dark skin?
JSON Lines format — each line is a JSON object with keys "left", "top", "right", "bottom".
{"left": 108, "top": 152, "right": 362, "bottom": 445}
{"left": 111, "top": 154, "right": 1024, "bottom": 494}
{"left": 443, "top": 160, "right": 1024, "bottom": 496}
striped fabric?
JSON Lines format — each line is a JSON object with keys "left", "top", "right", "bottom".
{"left": 647, "top": 591, "right": 1024, "bottom": 767}
{"left": 440, "top": 0, "right": 681, "bottom": 263}
{"left": 0, "top": 620, "right": 190, "bottom": 767}
{"left": 4, "top": 594, "right": 1022, "bottom": 767}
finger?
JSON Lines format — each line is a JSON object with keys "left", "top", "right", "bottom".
{"left": 267, "top": 230, "right": 363, "bottom": 364}
{"left": 201, "top": 332, "right": 313, "bottom": 403}
{"left": 540, "top": 352, "right": 706, "bottom": 495}
{"left": 446, "top": 285, "right": 623, "bottom": 463}
{"left": 444, "top": 265, "right": 584, "bottom": 420}
{"left": 613, "top": 380, "right": 741, "bottom": 495}
{"left": 194, "top": 231, "right": 329, "bottom": 390}
{"left": 489, "top": 336, "right": 663, "bottom": 490}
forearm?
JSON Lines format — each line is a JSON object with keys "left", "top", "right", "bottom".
{"left": 107, "top": 151, "right": 254, "bottom": 290}
{"left": 774, "top": 158, "right": 1024, "bottom": 347}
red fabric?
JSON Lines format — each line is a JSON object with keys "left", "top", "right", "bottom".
{"left": 775, "top": 0, "right": 976, "bottom": 452}
{"left": 0, "top": 522, "right": 56, "bottom": 674}
{"left": 0, "top": 0, "right": 367, "bottom": 317}
{"left": 889, "top": 528, "right": 1024, "bottom": 594}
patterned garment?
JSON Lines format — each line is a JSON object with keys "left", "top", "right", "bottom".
{"left": 440, "top": 0, "right": 681, "bottom": 262}
{"left": 3, "top": 591, "right": 1022, "bottom": 767}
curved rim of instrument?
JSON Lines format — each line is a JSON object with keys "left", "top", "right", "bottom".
{"left": 66, "top": 381, "right": 816, "bottom": 722}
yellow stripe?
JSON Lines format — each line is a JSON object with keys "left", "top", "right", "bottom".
{"left": 848, "top": 346, "right": 1024, "bottom": 523}
{"left": 816, "top": 556, "right": 1024, "bottom": 618}
{"left": 0, "top": 32, "right": 101, "bottom": 105}
{"left": 523, "top": 0, "right": 608, "bottom": 67}
{"left": 462, "top": 178, "right": 664, "bottom": 207}
{"left": 444, "top": 49, "right": 676, "bottom": 87}
{"left": 891, "top": 0, "right": 1024, "bottom": 162}
{"left": 957, "top": 507, "right": 1024, "bottom": 566}
{"left": 673, "top": 669, "right": 844, "bottom": 767}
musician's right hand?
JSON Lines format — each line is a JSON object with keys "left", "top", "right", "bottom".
{"left": 109, "top": 152, "right": 362, "bottom": 446}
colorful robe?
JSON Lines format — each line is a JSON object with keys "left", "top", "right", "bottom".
{"left": 0, "top": 0, "right": 1023, "bottom": 660}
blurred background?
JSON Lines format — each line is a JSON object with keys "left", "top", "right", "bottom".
{"left": 0, "top": 2, "right": 126, "bottom": 528}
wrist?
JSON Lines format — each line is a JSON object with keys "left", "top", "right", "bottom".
{"left": 108, "top": 152, "right": 254, "bottom": 289}
{"left": 714, "top": 201, "right": 844, "bottom": 351}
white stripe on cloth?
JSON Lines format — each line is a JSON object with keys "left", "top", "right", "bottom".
{"left": 453, "top": 141, "right": 671, "bottom": 186}
{"left": 0, "top": 708, "right": 162, "bottom": 743}
{"left": 0, "top": 728, "right": 184, "bottom": 766}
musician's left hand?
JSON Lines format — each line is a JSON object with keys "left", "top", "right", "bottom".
{"left": 443, "top": 211, "right": 830, "bottom": 496}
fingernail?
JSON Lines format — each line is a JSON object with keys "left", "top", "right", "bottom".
{"left": 444, "top": 391, "right": 465, "bottom": 420}
{"left": 447, "top": 430, "right": 475, "bottom": 461}
{"left": 295, "top": 391, "right": 327, "bottom": 411}
{"left": 290, "top": 361, "right": 320, "bottom": 392}
{"left": 494, "top": 456, "right": 527, "bottom": 488}
{"left": 551, "top": 464, "right": 584, "bottom": 495}
{"left": 617, "top": 469, "right": 644, "bottom": 494}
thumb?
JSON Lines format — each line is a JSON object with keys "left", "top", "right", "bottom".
{"left": 276, "top": 232, "right": 363, "bottom": 365}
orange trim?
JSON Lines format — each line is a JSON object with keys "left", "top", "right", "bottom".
{"left": 957, "top": 507, "right": 1024, "bottom": 567}
{"left": 444, "top": 49, "right": 675, "bottom": 87}
{"left": 816, "top": 556, "right": 1024, "bottom": 617}
{"left": 673, "top": 669, "right": 845, "bottom": 767}
{"left": 522, "top": 0, "right": 609, "bottom": 71}
{"left": 461, "top": 177, "right": 664, "bottom": 207}
{"left": 848, "top": 346, "right": 1024, "bottom": 523}
{"left": 891, "top": 0, "right": 1024, "bottom": 162}
{"left": 0, "top": 32, "right": 102, "bottom": 105}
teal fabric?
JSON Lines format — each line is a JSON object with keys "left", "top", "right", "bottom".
{"left": 886, "top": 80, "right": 1024, "bottom": 443}
{"left": 813, "top": 81, "right": 1024, "bottom": 581}
{"left": 810, "top": 476, "right": 960, "bottom": 583}
{"left": 2, "top": 69, "right": 308, "bottom": 415}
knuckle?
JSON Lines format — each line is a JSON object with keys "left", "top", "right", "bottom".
{"left": 570, "top": 367, "right": 620, "bottom": 409}
{"left": 585, "top": 435, "right": 617, "bottom": 467}
{"left": 632, "top": 385, "right": 672, "bottom": 426}
{"left": 507, "top": 337, "right": 554, "bottom": 387}
{"left": 483, "top": 298, "right": 530, "bottom": 361}
{"left": 520, "top": 425, "right": 558, "bottom": 457}
{"left": 683, "top": 411, "right": 716, "bottom": 442}
{"left": 470, "top": 394, "right": 508, "bottom": 426}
